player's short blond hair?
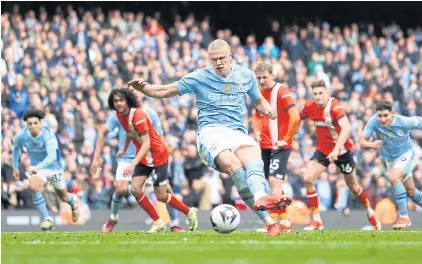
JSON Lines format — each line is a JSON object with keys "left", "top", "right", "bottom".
{"left": 208, "top": 39, "right": 230, "bottom": 52}
{"left": 254, "top": 62, "right": 273, "bottom": 74}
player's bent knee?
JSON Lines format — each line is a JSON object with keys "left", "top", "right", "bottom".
{"left": 406, "top": 187, "right": 416, "bottom": 197}
{"left": 115, "top": 183, "right": 129, "bottom": 197}
{"left": 130, "top": 187, "right": 143, "bottom": 198}
{"left": 155, "top": 192, "right": 168, "bottom": 203}
{"left": 215, "top": 151, "right": 243, "bottom": 175}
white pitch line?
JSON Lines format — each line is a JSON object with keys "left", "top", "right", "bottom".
{"left": 6, "top": 240, "right": 422, "bottom": 247}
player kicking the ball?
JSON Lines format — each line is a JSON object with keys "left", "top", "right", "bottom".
{"left": 300, "top": 80, "right": 380, "bottom": 231}
{"left": 91, "top": 88, "right": 184, "bottom": 233}
{"left": 12, "top": 109, "right": 78, "bottom": 231}
{"left": 129, "top": 39, "right": 292, "bottom": 236}
{"left": 252, "top": 62, "right": 300, "bottom": 232}
{"left": 109, "top": 88, "right": 198, "bottom": 232}
{"left": 360, "top": 100, "right": 422, "bottom": 229}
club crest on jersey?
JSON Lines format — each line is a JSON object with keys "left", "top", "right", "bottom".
{"left": 224, "top": 84, "right": 232, "bottom": 93}
{"left": 238, "top": 84, "right": 247, "bottom": 92}
{"left": 397, "top": 130, "right": 404, "bottom": 136}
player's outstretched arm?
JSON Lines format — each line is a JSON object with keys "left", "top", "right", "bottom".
{"left": 252, "top": 96, "right": 277, "bottom": 120}
{"left": 128, "top": 78, "right": 179, "bottom": 98}
{"left": 90, "top": 127, "right": 109, "bottom": 175}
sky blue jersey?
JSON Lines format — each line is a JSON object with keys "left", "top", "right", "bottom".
{"left": 105, "top": 106, "right": 163, "bottom": 163}
{"left": 362, "top": 114, "right": 422, "bottom": 161}
{"left": 12, "top": 126, "right": 63, "bottom": 170}
{"left": 176, "top": 64, "right": 261, "bottom": 134}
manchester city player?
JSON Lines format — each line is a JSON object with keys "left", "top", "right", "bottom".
{"left": 128, "top": 39, "right": 292, "bottom": 236}
{"left": 12, "top": 109, "right": 78, "bottom": 231}
{"left": 361, "top": 100, "right": 422, "bottom": 229}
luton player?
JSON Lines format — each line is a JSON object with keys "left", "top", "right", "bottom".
{"left": 91, "top": 88, "right": 184, "bottom": 233}
{"left": 300, "top": 79, "right": 381, "bottom": 231}
{"left": 108, "top": 88, "right": 198, "bottom": 232}
{"left": 253, "top": 62, "right": 300, "bottom": 232}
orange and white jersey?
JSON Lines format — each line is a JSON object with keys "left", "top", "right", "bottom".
{"left": 253, "top": 83, "right": 299, "bottom": 150}
{"left": 117, "top": 108, "right": 169, "bottom": 167}
{"left": 300, "top": 97, "right": 354, "bottom": 156}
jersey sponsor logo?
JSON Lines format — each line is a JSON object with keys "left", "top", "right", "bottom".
{"left": 314, "top": 120, "right": 334, "bottom": 128}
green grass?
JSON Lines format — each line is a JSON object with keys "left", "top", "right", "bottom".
{"left": 2, "top": 230, "right": 422, "bottom": 264}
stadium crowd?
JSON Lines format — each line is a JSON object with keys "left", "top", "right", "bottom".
{"left": 2, "top": 5, "right": 422, "bottom": 214}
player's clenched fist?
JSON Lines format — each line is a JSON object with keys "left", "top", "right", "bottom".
{"left": 266, "top": 109, "right": 277, "bottom": 120}
{"left": 128, "top": 78, "right": 147, "bottom": 91}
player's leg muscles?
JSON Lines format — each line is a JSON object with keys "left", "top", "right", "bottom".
{"left": 110, "top": 180, "right": 129, "bottom": 218}
{"left": 344, "top": 171, "right": 373, "bottom": 211}
{"left": 29, "top": 176, "right": 49, "bottom": 221}
{"left": 131, "top": 175, "right": 160, "bottom": 221}
{"left": 216, "top": 149, "right": 272, "bottom": 223}
{"left": 403, "top": 177, "right": 422, "bottom": 207}
{"left": 235, "top": 145, "right": 267, "bottom": 199}
{"left": 389, "top": 168, "right": 409, "bottom": 216}
{"left": 268, "top": 150, "right": 290, "bottom": 196}
{"left": 155, "top": 185, "right": 190, "bottom": 215}
{"left": 304, "top": 160, "right": 325, "bottom": 193}
{"left": 165, "top": 183, "right": 180, "bottom": 226}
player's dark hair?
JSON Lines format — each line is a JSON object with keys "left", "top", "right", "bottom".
{"left": 108, "top": 88, "right": 140, "bottom": 111}
{"left": 375, "top": 100, "right": 393, "bottom": 112}
{"left": 22, "top": 109, "right": 45, "bottom": 121}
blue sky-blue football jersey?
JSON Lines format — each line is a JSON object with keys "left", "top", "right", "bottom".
{"left": 13, "top": 126, "right": 63, "bottom": 170}
{"left": 362, "top": 114, "right": 422, "bottom": 161}
{"left": 176, "top": 64, "right": 261, "bottom": 134}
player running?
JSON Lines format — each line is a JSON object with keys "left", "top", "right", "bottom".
{"left": 129, "top": 39, "right": 292, "bottom": 236}
{"left": 360, "top": 100, "right": 422, "bottom": 229}
{"left": 12, "top": 109, "right": 78, "bottom": 231}
{"left": 109, "top": 88, "right": 198, "bottom": 232}
{"left": 252, "top": 62, "right": 300, "bottom": 232}
{"left": 300, "top": 79, "right": 381, "bottom": 231}
{"left": 91, "top": 89, "right": 184, "bottom": 233}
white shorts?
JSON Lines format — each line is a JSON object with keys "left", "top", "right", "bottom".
{"left": 31, "top": 169, "right": 66, "bottom": 190}
{"left": 116, "top": 161, "right": 133, "bottom": 181}
{"left": 385, "top": 150, "right": 418, "bottom": 182}
{"left": 197, "top": 126, "right": 258, "bottom": 170}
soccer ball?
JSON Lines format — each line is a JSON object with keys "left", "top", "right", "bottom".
{"left": 210, "top": 204, "right": 241, "bottom": 234}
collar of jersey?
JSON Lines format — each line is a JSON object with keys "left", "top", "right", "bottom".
{"left": 210, "top": 66, "right": 234, "bottom": 81}
{"left": 27, "top": 128, "right": 44, "bottom": 140}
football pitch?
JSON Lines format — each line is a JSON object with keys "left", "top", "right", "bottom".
{"left": 2, "top": 230, "right": 422, "bottom": 264}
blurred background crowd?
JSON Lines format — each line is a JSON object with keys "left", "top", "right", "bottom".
{"left": 2, "top": 3, "right": 422, "bottom": 215}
